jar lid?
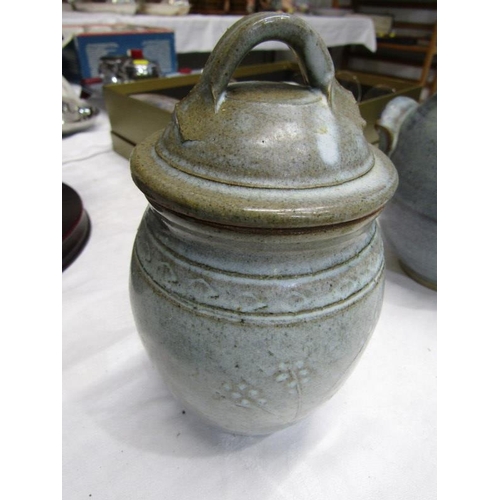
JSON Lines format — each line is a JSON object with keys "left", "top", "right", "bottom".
{"left": 131, "top": 13, "right": 398, "bottom": 229}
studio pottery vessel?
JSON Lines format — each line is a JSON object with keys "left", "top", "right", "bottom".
{"left": 129, "top": 13, "right": 398, "bottom": 435}
{"left": 376, "top": 94, "right": 437, "bottom": 289}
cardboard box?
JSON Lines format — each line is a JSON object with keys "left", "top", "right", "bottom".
{"left": 104, "top": 61, "right": 422, "bottom": 159}
{"left": 63, "top": 24, "right": 177, "bottom": 82}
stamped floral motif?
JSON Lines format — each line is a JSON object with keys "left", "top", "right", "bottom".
{"left": 274, "top": 360, "right": 311, "bottom": 417}
{"left": 142, "top": 240, "right": 152, "bottom": 263}
{"left": 214, "top": 381, "right": 275, "bottom": 415}
{"left": 237, "top": 293, "right": 268, "bottom": 313}
{"left": 287, "top": 292, "right": 308, "bottom": 307}
{"left": 161, "top": 262, "right": 178, "bottom": 283}
{"left": 189, "top": 278, "right": 219, "bottom": 299}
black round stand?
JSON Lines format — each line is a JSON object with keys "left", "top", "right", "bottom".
{"left": 62, "top": 183, "right": 91, "bottom": 271}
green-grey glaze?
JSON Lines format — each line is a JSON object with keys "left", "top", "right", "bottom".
{"left": 377, "top": 95, "right": 437, "bottom": 289}
{"left": 130, "top": 209, "right": 385, "bottom": 435}
{"left": 129, "top": 13, "right": 397, "bottom": 434}
{"left": 131, "top": 13, "right": 398, "bottom": 228}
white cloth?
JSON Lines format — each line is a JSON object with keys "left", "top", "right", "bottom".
{"left": 62, "top": 11, "right": 377, "bottom": 53}
{"left": 62, "top": 104, "right": 436, "bottom": 500}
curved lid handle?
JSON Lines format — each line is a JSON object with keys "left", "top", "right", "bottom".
{"left": 182, "top": 13, "right": 335, "bottom": 114}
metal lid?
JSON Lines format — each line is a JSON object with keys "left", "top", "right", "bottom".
{"left": 131, "top": 13, "right": 398, "bottom": 229}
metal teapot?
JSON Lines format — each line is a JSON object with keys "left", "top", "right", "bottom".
{"left": 129, "top": 13, "right": 398, "bottom": 435}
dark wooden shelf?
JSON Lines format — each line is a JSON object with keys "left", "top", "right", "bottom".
{"left": 349, "top": 51, "right": 437, "bottom": 69}
{"left": 352, "top": 1, "right": 436, "bottom": 9}
{"left": 377, "top": 42, "right": 435, "bottom": 54}
{"left": 393, "top": 21, "right": 436, "bottom": 30}
{"left": 347, "top": 0, "right": 437, "bottom": 95}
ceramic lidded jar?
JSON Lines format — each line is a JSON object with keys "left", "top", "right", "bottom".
{"left": 376, "top": 95, "right": 437, "bottom": 289}
{"left": 129, "top": 13, "right": 398, "bottom": 435}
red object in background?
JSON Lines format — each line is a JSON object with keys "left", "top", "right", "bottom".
{"left": 129, "top": 48, "right": 144, "bottom": 59}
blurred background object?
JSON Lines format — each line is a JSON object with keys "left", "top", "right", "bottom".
{"left": 139, "top": 0, "right": 191, "bottom": 15}
{"left": 62, "top": 76, "right": 99, "bottom": 135}
{"left": 345, "top": 0, "right": 437, "bottom": 100}
{"left": 377, "top": 94, "right": 437, "bottom": 289}
{"left": 69, "top": 0, "right": 138, "bottom": 15}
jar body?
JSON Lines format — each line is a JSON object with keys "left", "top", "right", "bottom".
{"left": 130, "top": 207, "right": 386, "bottom": 435}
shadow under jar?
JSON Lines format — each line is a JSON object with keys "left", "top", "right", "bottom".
{"left": 129, "top": 13, "right": 398, "bottom": 435}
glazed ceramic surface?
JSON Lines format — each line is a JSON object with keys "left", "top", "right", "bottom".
{"left": 129, "top": 13, "right": 398, "bottom": 435}
{"left": 377, "top": 95, "right": 437, "bottom": 289}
